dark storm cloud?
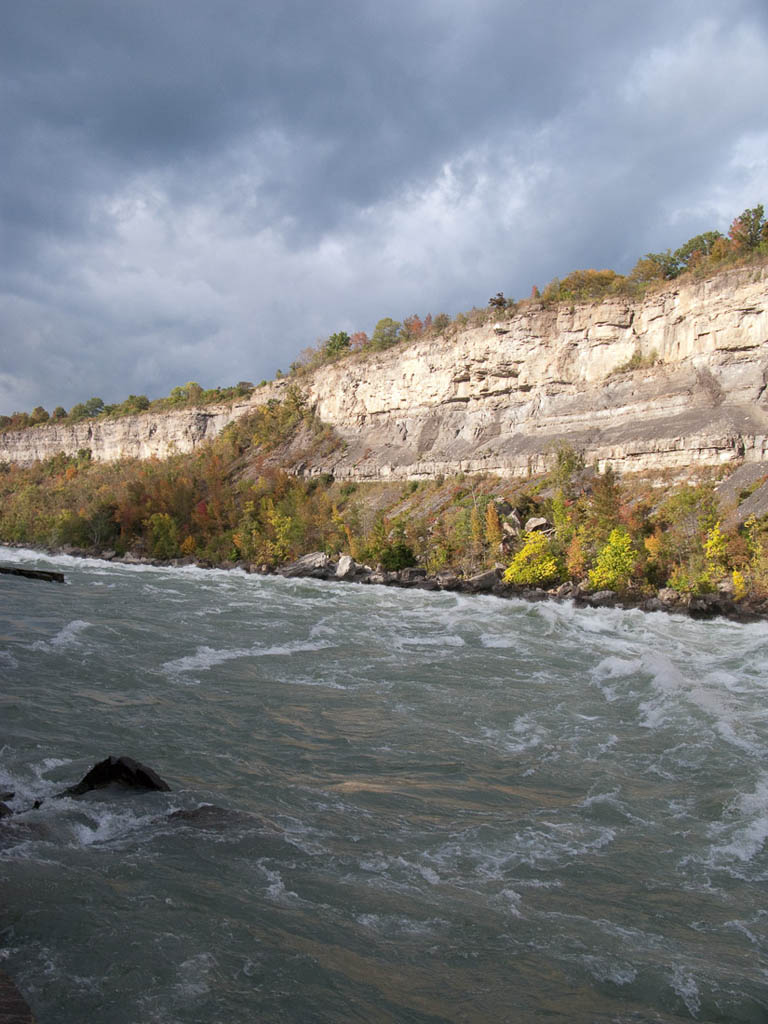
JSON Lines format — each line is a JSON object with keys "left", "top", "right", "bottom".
{"left": 1, "top": 0, "right": 767, "bottom": 412}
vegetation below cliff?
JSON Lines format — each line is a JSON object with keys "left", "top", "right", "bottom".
{"left": 3, "top": 392, "right": 768, "bottom": 614}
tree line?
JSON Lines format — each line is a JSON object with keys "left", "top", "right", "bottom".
{"left": 2, "top": 392, "right": 767, "bottom": 604}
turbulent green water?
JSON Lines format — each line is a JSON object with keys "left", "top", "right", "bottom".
{"left": 2, "top": 547, "right": 768, "bottom": 1023}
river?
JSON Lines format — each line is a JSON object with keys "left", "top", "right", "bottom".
{"left": 1, "top": 546, "right": 768, "bottom": 1022}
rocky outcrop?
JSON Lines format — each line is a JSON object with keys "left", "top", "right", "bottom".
{"left": 301, "top": 265, "right": 768, "bottom": 479}
{"left": 2, "top": 265, "right": 768, "bottom": 478}
{"left": 59, "top": 755, "right": 171, "bottom": 797}
{"left": 0, "top": 397, "right": 264, "bottom": 466}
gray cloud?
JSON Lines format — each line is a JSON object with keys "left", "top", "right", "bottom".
{"left": 1, "top": 0, "right": 766, "bottom": 413}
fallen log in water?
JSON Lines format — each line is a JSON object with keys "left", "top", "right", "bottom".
{"left": 0, "top": 566, "right": 65, "bottom": 583}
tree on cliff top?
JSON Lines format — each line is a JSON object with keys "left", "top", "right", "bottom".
{"left": 729, "top": 204, "right": 767, "bottom": 252}
{"left": 370, "top": 318, "right": 401, "bottom": 350}
{"left": 323, "top": 331, "right": 351, "bottom": 359}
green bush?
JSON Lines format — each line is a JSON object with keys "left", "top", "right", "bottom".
{"left": 503, "top": 531, "right": 562, "bottom": 587}
{"left": 588, "top": 528, "right": 635, "bottom": 591}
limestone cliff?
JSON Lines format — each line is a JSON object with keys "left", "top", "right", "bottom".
{"left": 3, "top": 264, "right": 768, "bottom": 478}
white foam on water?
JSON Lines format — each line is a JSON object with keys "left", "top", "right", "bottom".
{"left": 423, "top": 820, "right": 617, "bottom": 882}
{"left": 596, "top": 734, "right": 619, "bottom": 754}
{"left": 637, "top": 647, "right": 768, "bottom": 756}
{"left": 173, "top": 952, "right": 217, "bottom": 999}
{"left": 582, "top": 955, "right": 637, "bottom": 986}
{"left": 258, "top": 862, "right": 301, "bottom": 903}
{"left": 397, "top": 633, "right": 465, "bottom": 649}
{"left": 356, "top": 913, "right": 445, "bottom": 937}
{"left": 68, "top": 804, "right": 167, "bottom": 849}
{"left": 272, "top": 672, "right": 348, "bottom": 691}
{"left": 162, "top": 644, "right": 251, "bottom": 680}
{"left": 497, "top": 888, "right": 524, "bottom": 917}
{"left": 161, "top": 637, "right": 333, "bottom": 683}
{"left": 580, "top": 789, "right": 649, "bottom": 826}
{"left": 670, "top": 965, "right": 701, "bottom": 1016}
{"left": 479, "top": 633, "right": 516, "bottom": 648}
{"left": 480, "top": 714, "right": 548, "bottom": 755}
{"left": 591, "top": 655, "right": 644, "bottom": 704}
{"left": 0, "top": 650, "right": 18, "bottom": 668}
{"left": 698, "top": 772, "right": 768, "bottom": 874}
{"left": 722, "top": 919, "right": 761, "bottom": 945}
{"left": 0, "top": 756, "right": 76, "bottom": 809}
{"left": 593, "top": 655, "right": 642, "bottom": 681}
{"left": 31, "top": 619, "right": 91, "bottom": 652}
{"left": 0, "top": 546, "right": 113, "bottom": 572}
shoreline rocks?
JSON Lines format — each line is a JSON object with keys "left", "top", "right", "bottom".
{"left": 3, "top": 541, "right": 767, "bottom": 624}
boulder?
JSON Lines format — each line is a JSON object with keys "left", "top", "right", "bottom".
{"left": 435, "top": 571, "right": 461, "bottom": 590}
{"left": 688, "top": 592, "right": 733, "bottom": 619}
{"left": 524, "top": 516, "right": 550, "bottom": 533}
{"left": 0, "top": 969, "right": 36, "bottom": 1024}
{"left": 335, "top": 554, "right": 359, "bottom": 579}
{"left": 463, "top": 568, "right": 500, "bottom": 593}
{"left": 555, "top": 581, "right": 578, "bottom": 599}
{"left": 582, "top": 590, "right": 617, "bottom": 607}
{"left": 399, "top": 567, "right": 428, "bottom": 584}
{"left": 411, "top": 578, "right": 439, "bottom": 591}
{"left": 60, "top": 755, "right": 171, "bottom": 797}
{"left": 279, "top": 552, "right": 335, "bottom": 579}
{"left": 0, "top": 802, "right": 12, "bottom": 819}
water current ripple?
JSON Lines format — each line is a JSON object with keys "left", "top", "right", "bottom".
{"left": 2, "top": 545, "right": 768, "bottom": 1022}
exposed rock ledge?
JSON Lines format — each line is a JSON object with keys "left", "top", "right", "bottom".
{"left": 2, "top": 265, "right": 768, "bottom": 478}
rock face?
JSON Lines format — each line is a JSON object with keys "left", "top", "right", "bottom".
{"left": 0, "top": 394, "right": 270, "bottom": 466}
{"left": 301, "top": 265, "right": 768, "bottom": 479}
{"left": 2, "top": 266, "right": 768, "bottom": 478}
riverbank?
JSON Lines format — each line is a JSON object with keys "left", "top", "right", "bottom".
{"left": 3, "top": 542, "right": 766, "bottom": 625}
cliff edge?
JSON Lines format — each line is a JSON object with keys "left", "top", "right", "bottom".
{"left": 3, "top": 264, "right": 768, "bottom": 478}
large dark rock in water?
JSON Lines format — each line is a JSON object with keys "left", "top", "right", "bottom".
{"left": 60, "top": 755, "right": 171, "bottom": 797}
{"left": 0, "top": 565, "right": 64, "bottom": 584}
{"left": 0, "top": 968, "right": 36, "bottom": 1022}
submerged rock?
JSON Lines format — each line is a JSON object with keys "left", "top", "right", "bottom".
{"left": 0, "top": 968, "right": 36, "bottom": 1023}
{"left": 60, "top": 755, "right": 171, "bottom": 797}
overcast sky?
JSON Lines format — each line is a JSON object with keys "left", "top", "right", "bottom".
{"left": 2, "top": 0, "right": 767, "bottom": 414}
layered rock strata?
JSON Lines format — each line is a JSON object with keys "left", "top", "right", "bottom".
{"left": 2, "top": 265, "right": 768, "bottom": 478}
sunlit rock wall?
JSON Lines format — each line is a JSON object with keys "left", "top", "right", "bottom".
{"left": 3, "top": 265, "right": 768, "bottom": 478}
